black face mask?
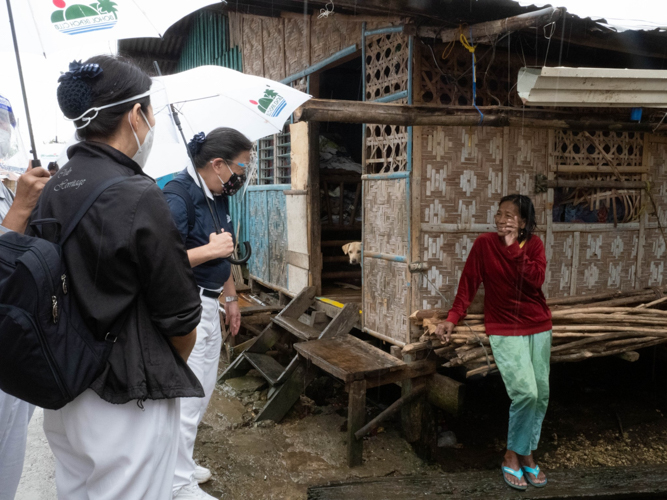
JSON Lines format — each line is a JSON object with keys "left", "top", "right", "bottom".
{"left": 217, "top": 167, "right": 246, "bottom": 196}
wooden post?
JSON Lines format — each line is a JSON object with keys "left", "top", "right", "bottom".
{"left": 347, "top": 379, "right": 366, "bottom": 467}
{"left": 400, "top": 353, "right": 423, "bottom": 443}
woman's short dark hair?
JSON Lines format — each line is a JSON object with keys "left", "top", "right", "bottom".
{"left": 57, "top": 55, "right": 151, "bottom": 141}
{"left": 499, "top": 194, "right": 537, "bottom": 242}
{"left": 191, "top": 128, "right": 253, "bottom": 169}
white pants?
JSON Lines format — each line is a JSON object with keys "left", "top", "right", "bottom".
{"left": 0, "top": 390, "right": 34, "bottom": 500}
{"left": 44, "top": 389, "right": 179, "bottom": 500}
{"left": 173, "top": 294, "right": 222, "bottom": 492}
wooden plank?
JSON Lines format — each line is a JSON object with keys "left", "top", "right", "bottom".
{"left": 228, "top": 337, "right": 257, "bottom": 360}
{"left": 307, "top": 465, "right": 667, "bottom": 499}
{"left": 255, "top": 360, "right": 317, "bottom": 423}
{"left": 276, "top": 286, "right": 316, "bottom": 319}
{"left": 287, "top": 250, "right": 310, "bottom": 270}
{"left": 545, "top": 129, "right": 555, "bottom": 299}
{"left": 273, "top": 316, "right": 322, "bottom": 340}
{"left": 217, "top": 354, "right": 251, "bottom": 383}
{"left": 637, "top": 134, "right": 651, "bottom": 289}
{"left": 411, "top": 123, "right": 423, "bottom": 323}
{"left": 244, "top": 352, "right": 286, "bottom": 385}
{"left": 364, "top": 359, "right": 435, "bottom": 389}
{"left": 319, "top": 303, "right": 360, "bottom": 339}
{"left": 549, "top": 164, "right": 649, "bottom": 173}
{"left": 240, "top": 305, "right": 284, "bottom": 316}
{"left": 347, "top": 380, "right": 366, "bottom": 467}
{"left": 247, "top": 324, "right": 285, "bottom": 354}
{"left": 294, "top": 334, "right": 405, "bottom": 383}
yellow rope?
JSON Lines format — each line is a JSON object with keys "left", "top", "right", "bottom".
{"left": 459, "top": 32, "right": 477, "bottom": 54}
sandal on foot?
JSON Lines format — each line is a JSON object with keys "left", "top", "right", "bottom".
{"left": 522, "top": 465, "right": 547, "bottom": 488}
{"left": 502, "top": 466, "right": 527, "bottom": 491}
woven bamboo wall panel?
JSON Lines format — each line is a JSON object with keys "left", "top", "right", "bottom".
{"left": 544, "top": 232, "right": 574, "bottom": 298}
{"left": 284, "top": 17, "right": 310, "bottom": 76}
{"left": 363, "top": 258, "right": 409, "bottom": 343}
{"left": 366, "top": 124, "right": 408, "bottom": 173}
{"left": 363, "top": 178, "right": 408, "bottom": 256}
{"left": 639, "top": 229, "right": 665, "bottom": 288}
{"left": 647, "top": 138, "right": 667, "bottom": 229}
{"left": 554, "top": 131, "right": 644, "bottom": 167}
{"left": 418, "top": 231, "right": 483, "bottom": 309}
{"left": 506, "top": 128, "right": 549, "bottom": 225}
{"left": 241, "top": 16, "right": 264, "bottom": 76}
{"left": 416, "top": 45, "right": 524, "bottom": 107}
{"left": 575, "top": 231, "right": 638, "bottom": 293}
{"left": 421, "top": 126, "right": 504, "bottom": 226}
{"left": 262, "top": 18, "right": 286, "bottom": 81}
{"left": 311, "top": 15, "right": 362, "bottom": 66}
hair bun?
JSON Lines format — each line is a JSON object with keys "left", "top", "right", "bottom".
{"left": 188, "top": 132, "right": 206, "bottom": 157}
{"left": 57, "top": 60, "right": 103, "bottom": 119}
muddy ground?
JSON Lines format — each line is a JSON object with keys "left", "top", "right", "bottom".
{"left": 197, "top": 348, "right": 667, "bottom": 499}
{"left": 17, "top": 347, "right": 667, "bottom": 499}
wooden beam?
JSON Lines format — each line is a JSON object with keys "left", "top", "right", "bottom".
{"left": 419, "top": 6, "right": 562, "bottom": 44}
{"left": 426, "top": 373, "right": 465, "bottom": 416}
{"left": 347, "top": 380, "right": 366, "bottom": 467}
{"left": 545, "top": 180, "right": 647, "bottom": 189}
{"left": 299, "top": 99, "right": 667, "bottom": 132}
{"left": 354, "top": 386, "right": 426, "bottom": 440}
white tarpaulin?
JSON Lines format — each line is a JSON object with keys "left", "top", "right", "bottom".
{"left": 511, "top": 1, "right": 667, "bottom": 31}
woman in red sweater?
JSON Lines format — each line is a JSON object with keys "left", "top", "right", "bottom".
{"left": 436, "top": 194, "right": 552, "bottom": 491}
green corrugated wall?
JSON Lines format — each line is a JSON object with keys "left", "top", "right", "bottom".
{"left": 176, "top": 10, "right": 247, "bottom": 246}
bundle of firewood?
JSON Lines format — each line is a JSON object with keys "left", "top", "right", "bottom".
{"left": 411, "top": 287, "right": 667, "bottom": 378}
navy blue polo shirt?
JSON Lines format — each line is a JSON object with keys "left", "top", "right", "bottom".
{"left": 164, "top": 166, "right": 234, "bottom": 290}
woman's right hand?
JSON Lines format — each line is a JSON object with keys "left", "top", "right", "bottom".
{"left": 435, "top": 320, "right": 455, "bottom": 343}
{"left": 208, "top": 231, "right": 234, "bottom": 259}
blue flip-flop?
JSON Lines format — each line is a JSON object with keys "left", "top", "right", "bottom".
{"left": 522, "top": 464, "right": 548, "bottom": 488}
{"left": 502, "top": 465, "right": 527, "bottom": 491}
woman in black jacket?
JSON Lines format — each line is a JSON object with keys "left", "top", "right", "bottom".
{"left": 32, "top": 56, "right": 203, "bottom": 500}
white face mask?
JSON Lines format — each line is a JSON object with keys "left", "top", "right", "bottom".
{"left": 0, "top": 129, "right": 11, "bottom": 159}
{"left": 129, "top": 109, "right": 154, "bottom": 169}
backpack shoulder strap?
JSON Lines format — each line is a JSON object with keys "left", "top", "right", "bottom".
{"left": 163, "top": 180, "right": 195, "bottom": 232}
{"left": 59, "top": 176, "right": 130, "bottom": 245}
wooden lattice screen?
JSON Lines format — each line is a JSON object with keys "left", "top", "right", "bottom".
{"left": 254, "top": 125, "right": 291, "bottom": 185}
{"left": 365, "top": 31, "right": 409, "bottom": 174}
{"left": 552, "top": 131, "right": 645, "bottom": 223}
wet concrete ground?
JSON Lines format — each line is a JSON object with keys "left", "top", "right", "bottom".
{"left": 15, "top": 409, "right": 56, "bottom": 500}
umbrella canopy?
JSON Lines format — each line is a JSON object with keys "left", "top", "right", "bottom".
{"left": 143, "top": 65, "right": 312, "bottom": 179}
{"left": 0, "top": 0, "right": 222, "bottom": 57}
{"left": 511, "top": 0, "right": 667, "bottom": 31}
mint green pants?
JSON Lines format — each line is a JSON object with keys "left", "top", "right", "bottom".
{"left": 489, "top": 330, "right": 552, "bottom": 456}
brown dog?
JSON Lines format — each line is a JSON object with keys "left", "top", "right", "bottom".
{"left": 342, "top": 242, "right": 362, "bottom": 265}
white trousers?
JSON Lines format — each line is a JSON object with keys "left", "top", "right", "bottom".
{"left": 173, "top": 294, "right": 222, "bottom": 491}
{"left": 0, "top": 390, "right": 34, "bottom": 500}
{"left": 44, "top": 389, "right": 179, "bottom": 500}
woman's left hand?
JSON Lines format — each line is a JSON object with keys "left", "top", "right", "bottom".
{"left": 225, "top": 301, "right": 241, "bottom": 336}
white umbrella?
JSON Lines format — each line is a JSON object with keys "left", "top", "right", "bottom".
{"left": 143, "top": 65, "right": 312, "bottom": 179}
{"left": 1, "top": 0, "right": 223, "bottom": 162}
{"left": 1, "top": 0, "right": 223, "bottom": 57}
{"left": 511, "top": 0, "right": 667, "bottom": 31}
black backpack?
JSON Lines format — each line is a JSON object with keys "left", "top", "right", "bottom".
{"left": 0, "top": 177, "right": 129, "bottom": 409}
{"left": 162, "top": 180, "right": 195, "bottom": 232}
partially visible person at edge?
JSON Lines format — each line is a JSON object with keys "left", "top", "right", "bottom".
{"left": 27, "top": 56, "right": 204, "bottom": 500}
{"left": 435, "top": 194, "right": 552, "bottom": 491}
{"left": 163, "top": 128, "right": 250, "bottom": 500}
{"left": 47, "top": 161, "right": 59, "bottom": 177}
{"left": 0, "top": 93, "right": 50, "bottom": 500}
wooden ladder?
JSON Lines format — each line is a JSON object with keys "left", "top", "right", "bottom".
{"left": 218, "top": 286, "right": 360, "bottom": 423}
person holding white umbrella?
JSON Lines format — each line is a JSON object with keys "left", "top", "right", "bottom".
{"left": 164, "top": 128, "right": 252, "bottom": 500}
{"left": 33, "top": 55, "right": 204, "bottom": 500}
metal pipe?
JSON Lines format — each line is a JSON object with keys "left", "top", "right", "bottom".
{"left": 281, "top": 44, "right": 358, "bottom": 85}
{"left": 364, "top": 26, "right": 404, "bottom": 37}
{"left": 362, "top": 172, "right": 410, "bottom": 180}
{"left": 364, "top": 252, "right": 407, "bottom": 263}
{"left": 375, "top": 90, "right": 408, "bottom": 103}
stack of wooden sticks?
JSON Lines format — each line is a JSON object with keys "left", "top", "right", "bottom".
{"left": 411, "top": 287, "right": 667, "bottom": 378}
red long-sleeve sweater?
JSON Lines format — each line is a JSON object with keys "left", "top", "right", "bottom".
{"left": 446, "top": 232, "right": 552, "bottom": 336}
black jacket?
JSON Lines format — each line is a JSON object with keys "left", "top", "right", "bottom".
{"left": 29, "top": 142, "right": 204, "bottom": 404}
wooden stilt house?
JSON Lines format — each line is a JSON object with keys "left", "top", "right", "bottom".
{"left": 120, "top": 0, "right": 667, "bottom": 348}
